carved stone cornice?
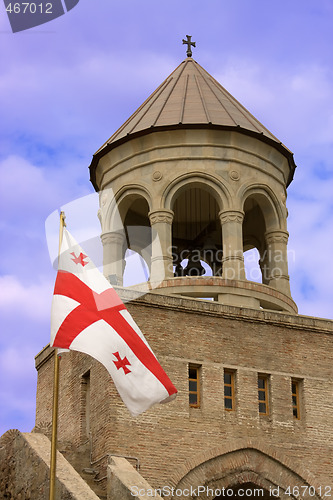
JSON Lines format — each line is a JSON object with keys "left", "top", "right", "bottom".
{"left": 221, "top": 255, "right": 244, "bottom": 263}
{"left": 218, "top": 209, "right": 245, "bottom": 224}
{"left": 100, "top": 231, "right": 126, "bottom": 246}
{"left": 148, "top": 209, "right": 174, "bottom": 225}
{"left": 265, "top": 230, "right": 289, "bottom": 245}
{"left": 270, "top": 272, "right": 290, "bottom": 280}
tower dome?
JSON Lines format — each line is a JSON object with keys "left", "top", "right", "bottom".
{"left": 90, "top": 57, "right": 297, "bottom": 313}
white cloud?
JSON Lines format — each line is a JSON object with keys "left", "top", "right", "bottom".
{"left": 214, "top": 59, "right": 333, "bottom": 151}
{"left": 0, "top": 346, "right": 36, "bottom": 379}
{"left": 288, "top": 190, "right": 333, "bottom": 319}
{"left": 0, "top": 155, "right": 93, "bottom": 226}
{"left": 0, "top": 347, "right": 37, "bottom": 434}
{"left": 0, "top": 275, "right": 53, "bottom": 322}
{"left": 0, "top": 156, "right": 51, "bottom": 209}
{"left": 0, "top": 48, "right": 176, "bottom": 146}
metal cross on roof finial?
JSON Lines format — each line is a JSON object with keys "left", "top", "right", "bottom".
{"left": 182, "top": 35, "right": 196, "bottom": 58}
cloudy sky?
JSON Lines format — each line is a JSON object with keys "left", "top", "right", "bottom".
{"left": 0, "top": 0, "right": 332, "bottom": 435}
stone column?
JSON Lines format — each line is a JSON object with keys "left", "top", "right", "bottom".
{"left": 148, "top": 209, "right": 174, "bottom": 283}
{"left": 101, "top": 231, "right": 126, "bottom": 286}
{"left": 219, "top": 209, "right": 246, "bottom": 280}
{"left": 259, "top": 248, "right": 270, "bottom": 286}
{"left": 265, "top": 230, "right": 291, "bottom": 296}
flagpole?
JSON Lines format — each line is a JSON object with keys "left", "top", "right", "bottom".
{"left": 49, "top": 211, "right": 66, "bottom": 500}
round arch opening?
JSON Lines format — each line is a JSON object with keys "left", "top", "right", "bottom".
{"left": 119, "top": 194, "right": 151, "bottom": 283}
{"left": 171, "top": 185, "right": 222, "bottom": 277}
{"left": 242, "top": 194, "right": 276, "bottom": 286}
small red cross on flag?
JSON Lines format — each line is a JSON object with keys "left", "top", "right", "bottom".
{"left": 70, "top": 251, "right": 88, "bottom": 266}
{"left": 112, "top": 352, "right": 131, "bottom": 374}
{"left": 51, "top": 228, "right": 177, "bottom": 416}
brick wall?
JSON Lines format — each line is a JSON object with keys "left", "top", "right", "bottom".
{"left": 35, "top": 291, "right": 333, "bottom": 490}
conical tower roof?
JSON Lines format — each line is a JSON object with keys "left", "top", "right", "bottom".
{"left": 90, "top": 58, "right": 296, "bottom": 189}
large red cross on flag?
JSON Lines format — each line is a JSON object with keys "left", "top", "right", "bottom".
{"left": 51, "top": 228, "right": 177, "bottom": 416}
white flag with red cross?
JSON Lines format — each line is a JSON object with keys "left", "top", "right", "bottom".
{"left": 50, "top": 228, "right": 177, "bottom": 416}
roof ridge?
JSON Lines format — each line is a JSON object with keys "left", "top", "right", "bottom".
{"left": 197, "top": 62, "right": 280, "bottom": 140}
{"left": 179, "top": 73, "right": 189, "bottom": 124}
{"left": 152, "top": 57, "right": 189, "bottom": 127}
{"left": 95, "top": 59, "right": 189, "bottom": 154}
{"left": 194, "top": 73, "right": 211, "bottom": 123}
{"left": 194, "top": 63, "right": 236, "bottom": 126}
{"left": 112, "top": 79, "right": 171, "bottom": 143}
{"left": 128, "top": 78, "right": 172, "bottom": 133}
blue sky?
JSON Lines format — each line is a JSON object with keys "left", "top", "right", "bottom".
{"left": 0, "top": 0, "right": 332, "bottom": 435}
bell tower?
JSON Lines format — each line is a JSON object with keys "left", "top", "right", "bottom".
{"left": 90, "top": 51, "right": 297, "bottom": 314}
{"left": 28, "top": 42, "right": 333, "bottom": 499}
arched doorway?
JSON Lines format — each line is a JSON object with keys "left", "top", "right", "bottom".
{"left": 171, "top": 445, "right": 319, "bottom": 500}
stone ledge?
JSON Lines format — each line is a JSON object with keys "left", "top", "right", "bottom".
{"left": 34, "top": 343, "right": 55, "bottom": 369}
{"left": 136, "top": 277, "right": 298, "bottom": 313}
{"left": 116, "top": 286, "right": 333, "bottom": 334}
{"left": 107, "top": 456, "right": 163, "bottom": 500}
{"left": 0, "top": 430, "right": 100, "bottom": 499}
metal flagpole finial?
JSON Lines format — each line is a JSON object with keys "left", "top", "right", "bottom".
{"left": 182, "top": 35, "right": 196, "bottom": 58}
{"left": 60, "top": 210, "right": 66, "bottom": 227}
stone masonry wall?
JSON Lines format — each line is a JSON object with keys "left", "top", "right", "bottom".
{"left": 35, "top": 291, "right": 333, "bottom": 490}
{"left": 0, "top": 429, "right": 100, "bottom": 499}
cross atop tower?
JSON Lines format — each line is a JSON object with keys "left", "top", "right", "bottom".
{"left": 182, "top": 35, "right": 196, "bottom": 57}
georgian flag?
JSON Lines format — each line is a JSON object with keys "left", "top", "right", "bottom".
{"left": 51, "top": 228, "right": 177, "bottom": 416}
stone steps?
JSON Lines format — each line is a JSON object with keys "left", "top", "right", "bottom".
{"left": 60, "top": 444, "right": 107, "bottom": 500}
